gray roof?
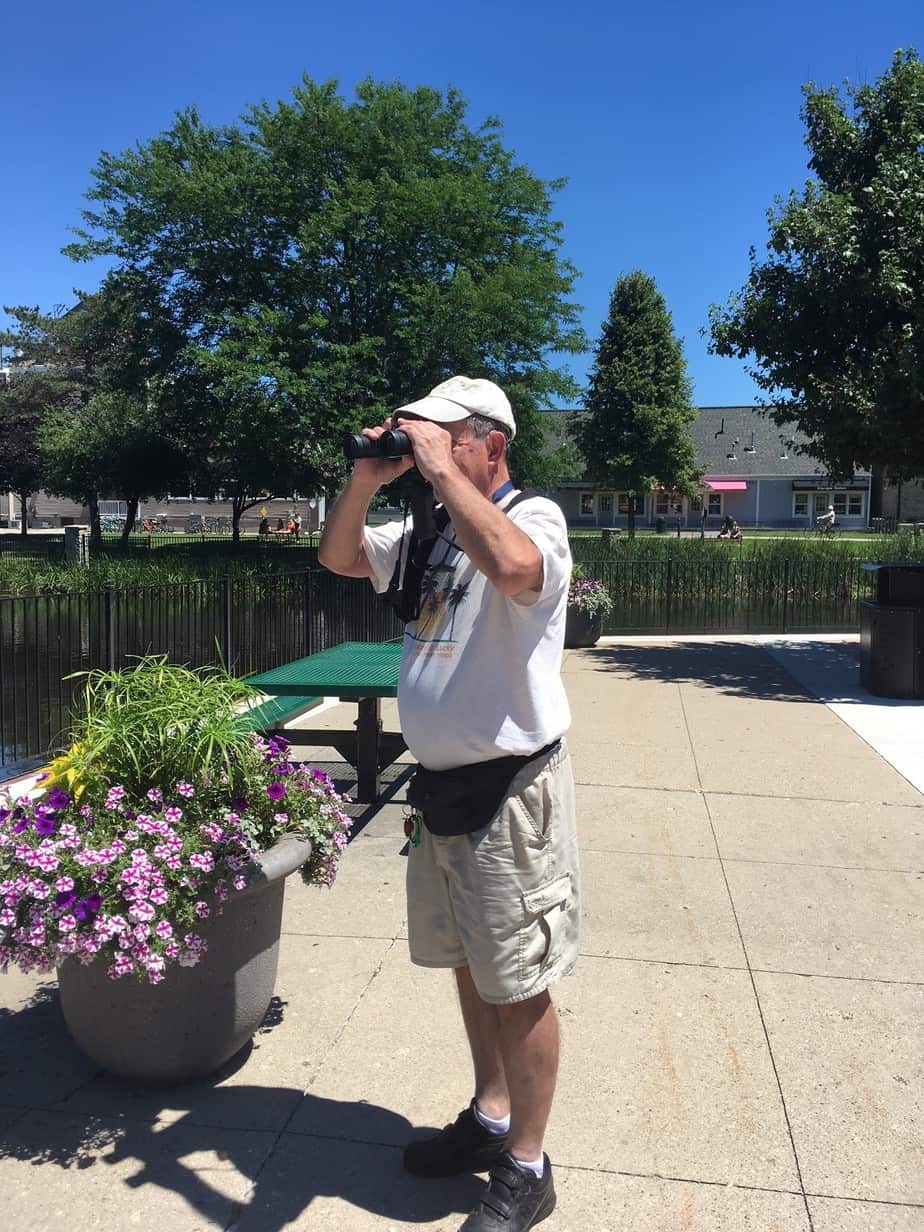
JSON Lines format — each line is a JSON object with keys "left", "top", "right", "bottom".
{"left": 539, "top": 407, "right": 870, "bottom": 481}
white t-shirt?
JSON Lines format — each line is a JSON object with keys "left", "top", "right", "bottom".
{"left": 363, "top": 491, "right": 572, "bottom": 771}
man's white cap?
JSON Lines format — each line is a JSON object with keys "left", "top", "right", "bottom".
{"left": 395, "top": 375, "right": 516, "bottom": 440}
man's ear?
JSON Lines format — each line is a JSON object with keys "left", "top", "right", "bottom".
{"left": 487, "top": 430, "right": 507, "bottom": 462}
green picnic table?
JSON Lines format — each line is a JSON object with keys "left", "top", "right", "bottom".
{"left": 247, "top": 641, "right": 407, "bottom": 803}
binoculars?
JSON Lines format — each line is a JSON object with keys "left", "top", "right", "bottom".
{"left": 343, "top": 429, "right": 413, "bottom": 460}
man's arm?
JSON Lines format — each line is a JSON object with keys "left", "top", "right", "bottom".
{"left": 317, "top": 473, "right": 379, "bottom": 578}
{"left": 318, "top": 426, "right": 415, "bottom": 578}
{"left": 399, "top": 419, "right": 542, "bottom": 596}
{"left": 436, "top": 467, "right": 543, "bottom": 596}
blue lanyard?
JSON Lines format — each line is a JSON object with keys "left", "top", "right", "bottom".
{"left": 491, "top": 481, "right": 515, "bottom": 504}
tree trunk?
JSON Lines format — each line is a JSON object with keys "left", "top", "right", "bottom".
{"left": 18, "top": 491, "right": 29, "bottom": 535}
{"left": 232, "top": 495, "right": 244, "bottom": 544}
{"left": 120, "top": 496, "right": 140, "bottom": 546}
{"left": 88, "top": 495, "right": 102, "bottom": 548}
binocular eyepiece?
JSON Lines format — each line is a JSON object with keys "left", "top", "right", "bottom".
{"left": 342, "top": 429, "right": 414, "bottom": 460}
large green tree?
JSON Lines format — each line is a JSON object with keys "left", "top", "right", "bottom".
{"left": 64, "top": 77, "right": 586, "bottom": 517}
{"left": 709, "top": 49, "right": 924, "bottom": 483}
{"left": 39, "top": 391, "right": 187, "bottom": 544}
{"left": 4, "top": 285, "right": 189, "bottom": 543}
{"left": 0, "top": 372, "right": 73, "bottom": 535}
{"left": 574, "top": 271, "right": 699, "bottom": 534}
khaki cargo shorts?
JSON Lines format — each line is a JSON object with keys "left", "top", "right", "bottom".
{"left": 406, "top": 741, "right": 581, "bottom": 1004}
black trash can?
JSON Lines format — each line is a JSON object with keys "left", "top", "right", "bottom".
{"left": 859, "top": 564, "right": 924, "bottom": 698}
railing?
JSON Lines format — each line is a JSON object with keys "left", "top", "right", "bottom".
{"left": 0, "top": 568, "right": 401, "bottom": 778}
{"left": 97, "top": 533, "right": 321, "bottom": 556}
{"left": 595, "top": 557, "right": 874, "bottom": 633}
{"left": 0, "top": 535, "right": 66, "bottom": 563}
{"left": 0, "top": 557, "right": 879, "bottom": 780}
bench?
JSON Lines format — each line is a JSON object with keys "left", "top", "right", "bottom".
{"left": 234, "top": 695, "right": 321, "bottom": 736}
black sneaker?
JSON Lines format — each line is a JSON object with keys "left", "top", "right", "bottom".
{"left": 459, "top": 1152, "right": 556, "bottom": 1230}
{"left": 403, "top": 1100, "right": 508, "bottom": 1178}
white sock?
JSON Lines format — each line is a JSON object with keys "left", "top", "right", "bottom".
{"left": 513, "top": 1153, "right": 545, "bottom": 1178}
{"left": 473, "top": 1102, "right": 510, "bottom": 1135}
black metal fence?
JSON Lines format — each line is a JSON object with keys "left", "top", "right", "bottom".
{"left": 597, "top": 557, "right": 874, "bottom": 633}
{"left": 1, "top": 557, "right": 878, "bottom": 780}
{"left": 97, "top": 533, "right": 322, "bottom": 556}
{"left": 1, "top": 568, "right": 401, "bottom": 778}
{"left": 0, "top": 535, "right": 66, "bottom": 563}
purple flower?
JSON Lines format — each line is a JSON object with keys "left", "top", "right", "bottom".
{"left": 0, "top": 808, "right": 12, "bottom": 824}
{"left": 74, "top": 894, "right": 102, "bottom": 923}
{"left": 55, "top": 891, "right": 77, "bottom": 910}
{"left": 46, "top": 789, "right": 70, "bottom": 811}
{"left": 12, "top": 818, "right": 29, "bottom": 835}
{"left": 266, "top": 782, "right": 286, "bottom": 802}
{"left": 34, "top": 814, "right": 56, "bottom": 837}
{"left": 231, "top": 798, "right": 249, "bottom": 813}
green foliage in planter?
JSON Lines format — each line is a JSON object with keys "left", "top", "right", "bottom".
{"left": 57, "top": 657, "right": 258, "bottom": 799}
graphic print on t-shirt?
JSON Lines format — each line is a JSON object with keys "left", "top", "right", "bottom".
{"left": 410, "top": 563, "right": 470, "bottom": 646}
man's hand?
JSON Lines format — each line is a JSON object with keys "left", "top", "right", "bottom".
{"left": 393, "top": 418, "right": 456, "bottom": 488}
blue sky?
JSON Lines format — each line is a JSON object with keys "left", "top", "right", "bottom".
{"left": 1, "top": 0, "right": 921, "bottom": 407}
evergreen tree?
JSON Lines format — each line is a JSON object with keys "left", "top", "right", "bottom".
{"left": 575, "top": 272, "right": 699, "bottom": 535}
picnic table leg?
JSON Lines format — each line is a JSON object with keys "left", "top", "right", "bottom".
{"left": 355, "top": 696, "right": 382, "bottom": 802}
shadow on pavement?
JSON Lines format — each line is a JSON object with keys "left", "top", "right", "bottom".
{"left": 0, "top": 986, "right": 480, "bottom": 1229}
{"left": 577, "top": 641, "right": 823, "bottom": 701}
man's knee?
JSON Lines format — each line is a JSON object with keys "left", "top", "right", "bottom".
{"left": 495, "top": 989, "right": 552, "bottom": 1026}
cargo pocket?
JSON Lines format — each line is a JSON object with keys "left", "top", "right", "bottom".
{"left": 517, "top": 873, "right": 572, "bottom": 982}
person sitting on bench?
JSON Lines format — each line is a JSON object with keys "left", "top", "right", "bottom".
{"left": 718, "top": 515, "right": 742, "bottom": 541}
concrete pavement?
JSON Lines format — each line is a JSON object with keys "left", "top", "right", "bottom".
{"left": 1, "top": 637, "right": 922, "bottom": 1230}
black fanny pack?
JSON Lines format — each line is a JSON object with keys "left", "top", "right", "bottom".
{"left": 407, "top": 740, "right": 561, "bottom": 837}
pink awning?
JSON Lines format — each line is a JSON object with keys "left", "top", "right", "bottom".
{"left": 702, "top": 479, "right": 747, "bottom": 492}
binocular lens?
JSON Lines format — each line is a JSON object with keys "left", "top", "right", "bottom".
{"left": 342, "top": 429, "right": 413, "bottom": 460}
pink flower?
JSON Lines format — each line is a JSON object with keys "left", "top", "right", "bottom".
{"left": 55, "top": 876, "right": 75, "bottom": 893}
{"left": 193, "top": 901, "right": 210, "bottom": 919}
{"left": 155, "top": 920, "right": 173, "bottom": 940}
{"left": 164, "top": 807, "right": 183, "bottom": 824}
{"left": 175, "top": 782, "right": 195, "bottom": 798}
{"left": 58, "top": 914, "right": 77, "bottom": 933}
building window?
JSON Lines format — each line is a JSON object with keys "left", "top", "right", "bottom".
{"left": 598, "top": 493, "right": 613, "bottom": 514}
{"left": 690, "top": 494, "right": 703, "bottom": 513}
{"left": 848, "top": 493, "right": 863, "bottom": 516}
{"left": 832, "top": 493, "right": 847, "bottom": 516}
{"left": 814, "top": 493, "right": 828, "bottom": 515}
{"left": 794, "top": 493, "right": 809, "bottom": 517}
{"left": 579, "top": 492, "right": 594, "bottom": 516}
{"left": 707, "top": 493, "right": 722, "bottom": 516}
{"left": 655, "top": 492, "right": 669, "bottom": 515}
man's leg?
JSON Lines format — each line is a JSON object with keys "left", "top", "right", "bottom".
{"left": 456, "top": 966, "right": 559, "bottom": 1164}
{"left": 455, "top": 965, "right": 510, "bottom": 1120}
{"left": 496, "top": 990, "right": 558, "bottom": 1163}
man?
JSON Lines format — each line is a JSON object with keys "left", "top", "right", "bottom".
{"left": 319, "top": 375, "right": 579, "bottom": 1232}
{"left": 817, "top": 505, "right": 836, "bottom": 533}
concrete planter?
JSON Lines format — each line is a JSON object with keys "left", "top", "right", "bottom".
{"left": 57, "top": 835, "right": 311, "bottom": 1084}
{"left": 565, "top": 606, "right": 604, "bottom": 648}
